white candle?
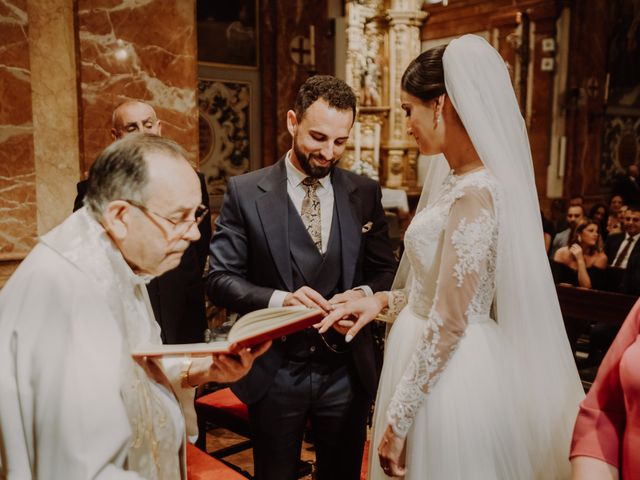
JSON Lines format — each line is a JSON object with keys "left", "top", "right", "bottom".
{"left": 558, "top": 135, "right": 566, "bottom": 179}
{"left": 354, "top": 122, "right": 361, "bottom": 166}
{"left": 373, "top": 123, "right": 381, "bottom": 171}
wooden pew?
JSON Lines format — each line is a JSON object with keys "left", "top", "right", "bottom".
{"left": 556, "top": 284, "right": 637, "bottom": 352}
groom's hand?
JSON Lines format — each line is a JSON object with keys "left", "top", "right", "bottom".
{"left": 283, "top": 286, "right": 331, "bottom": 313}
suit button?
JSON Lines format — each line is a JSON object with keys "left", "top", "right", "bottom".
{"left": 332, "top": 344, "right": 338, "bottom": 349}
{"left": 309, "top": 345, "right": 316, "bottom": 353}
{"left": 281, "top": 336, "right": 287, "bottom": 342}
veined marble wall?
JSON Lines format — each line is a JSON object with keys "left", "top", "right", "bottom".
{"left": 0, "top": 0, "right": 199, "bottom": 287}
{"left": 0, "top": 0, "right": 37, "bottom": 276}
{"left": 77, "top": 0, "right": 199, "bottom": 172}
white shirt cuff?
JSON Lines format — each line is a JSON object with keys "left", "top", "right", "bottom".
{"left": 268, "top": 289, "right": 289, "bottom": 308}
{"left": 353, "top": 285, "right": 373, "bottom": 297}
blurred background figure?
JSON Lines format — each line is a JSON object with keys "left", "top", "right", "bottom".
{"left": 550, "top": 204, "right": 585, "bottom": 259}
{"left": 589, "top": 203, "right": 609, "bottom": 240}
{"left": 552, "top": 218, "right": 607, "bottom": 289}
{"left": 612, "top": 163, "right": 640, "bottom": 206}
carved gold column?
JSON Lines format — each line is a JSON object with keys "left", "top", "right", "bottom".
{"left": 342, "top": 0, "right": 427, "bottom": 190}
{"left": 385, "top": 3, "right": 427, "bottom": 189}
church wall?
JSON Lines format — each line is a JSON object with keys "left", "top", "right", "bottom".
{"left": 260, "top": 0, "right": 335, "bottom": 164}
{"left": 0, "top": 0, "right": 200, "bottom": 287}
{"left": 77, "top": 0, "right": 199, "bottom": 174}
{"left": 420, "top": 0, "right": 561, "bottom": 211}
{"left": 563, "top": 0, "right": 634, "bottom": 205}
{"left": 0, "top": 0, "right": 37, "bottom": 286}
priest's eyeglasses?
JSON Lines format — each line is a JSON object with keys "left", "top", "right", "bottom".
{"left": 123, "top": 199, "right": 209, "bottom": 238}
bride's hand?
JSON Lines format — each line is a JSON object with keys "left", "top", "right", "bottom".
{"left": 378, "top": 425, "right": 407, "bottom": 477}
{"left": 314, "top": 293, "right": 387, "bottom": 342}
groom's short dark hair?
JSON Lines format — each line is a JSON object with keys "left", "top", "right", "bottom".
{"left": 294, "top": 75, "right": 356, "bottom": 122}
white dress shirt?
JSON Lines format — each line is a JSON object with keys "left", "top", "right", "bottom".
{"left": 613, "top": 233, "right": 640, "bottom": 269}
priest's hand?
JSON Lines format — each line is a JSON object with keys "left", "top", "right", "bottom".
{"left": 315, "top": 292, "right": 387, "bottom": 342}
{"left": 188, "top": 341, "right": 272, "bottom": 385}
{"left": 378, "top": 425, "right": 407, "bottom": 477}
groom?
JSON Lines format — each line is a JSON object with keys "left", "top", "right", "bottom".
{"left": 207, "top": 75, "right": 396, "bottom": 479}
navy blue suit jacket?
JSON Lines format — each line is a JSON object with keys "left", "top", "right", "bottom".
{"left": 207, "top": 158, "right": 397, "bottom": 403}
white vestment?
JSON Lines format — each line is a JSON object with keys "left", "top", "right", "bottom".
{"left": 0, "top": 208, "right": 197, "bottom": 479}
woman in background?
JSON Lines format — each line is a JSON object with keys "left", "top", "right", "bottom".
{"left": 552, "top": 218, "right": 608, "bottom": 289}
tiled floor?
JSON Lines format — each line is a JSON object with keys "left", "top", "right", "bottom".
{"left": 205, "top": 427, "right": 317, "bottom": 479}
{"left": 204, "top": 427, "right": 370, "bottom": 479}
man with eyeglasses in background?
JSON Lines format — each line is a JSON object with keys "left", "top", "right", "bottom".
{"left": 0, "top": 134, "right": 270, "bottom": 478}
{"left": 73, "top": 100, "right": 212, "bottom": 345}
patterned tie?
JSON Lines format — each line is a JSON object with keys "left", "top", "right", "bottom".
{"left": 613, "top": 236, "right": 633, "bottom": 268}
{"left": 301, "top": 177, "right": 322, "bottom": 252}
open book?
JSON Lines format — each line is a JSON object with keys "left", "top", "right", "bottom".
{"left": 132, "top": 306, "right": 324, "bottom": 357}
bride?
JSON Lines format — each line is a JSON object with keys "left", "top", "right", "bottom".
{"left": 317, "top": 35, "right": 584, "bottom": 479}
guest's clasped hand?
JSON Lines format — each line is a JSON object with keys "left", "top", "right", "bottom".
{"left": 569, "top": 243, "right": 584, "bottom": 261}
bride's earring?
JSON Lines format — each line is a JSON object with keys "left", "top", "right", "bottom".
{"left": 435, "top": 113, "right": 441, "bottom": 128}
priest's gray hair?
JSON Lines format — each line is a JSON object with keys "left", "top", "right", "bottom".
{"left": 84, "top": 134, "right": 188, "bottom": 218}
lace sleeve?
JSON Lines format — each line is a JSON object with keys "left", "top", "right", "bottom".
{"left": 386, "top": 185, "right": 497, "bottom": 438}
{"left": 377, "top": 288, "right": 408, "bottom": 322}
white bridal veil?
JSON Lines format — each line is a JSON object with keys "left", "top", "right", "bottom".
{"left": 396, "top": 35, "right": 584, "bottom": 477}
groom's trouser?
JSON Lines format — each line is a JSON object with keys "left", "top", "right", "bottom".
{"left": 248, "top": 357, "right": 369, "bottom": 480}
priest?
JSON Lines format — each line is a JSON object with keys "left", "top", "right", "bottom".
{"left": 0, "top": 134, "right": 269, "bottom": 479}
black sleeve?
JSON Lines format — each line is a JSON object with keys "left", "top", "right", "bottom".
{"left": 72, "top": 181, "right": 88, "bottom": 212}
{"left": 206, "top": 178, "right": 274, "bottom": 314}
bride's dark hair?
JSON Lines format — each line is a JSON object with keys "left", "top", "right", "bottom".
{"left": 401, "top": 44, "right": 448, "bottom": 101}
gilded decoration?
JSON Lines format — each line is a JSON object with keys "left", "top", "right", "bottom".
{"left": 343, "top": 0, "right": 427, "bottom": 189}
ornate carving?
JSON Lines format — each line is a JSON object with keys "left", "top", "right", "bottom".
{"left": 344, "top": 0, "right": 427, "bottom": 189}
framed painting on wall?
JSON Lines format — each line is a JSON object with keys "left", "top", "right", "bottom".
{"left": 198, "top": 66, "right": 261, "bottom": 210}
{"left": 196, "top": 0, "right": 259, "bottom": 69}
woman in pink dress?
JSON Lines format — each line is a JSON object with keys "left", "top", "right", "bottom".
{"left": 571, "top": 299, "right": 640, "bottom": 479}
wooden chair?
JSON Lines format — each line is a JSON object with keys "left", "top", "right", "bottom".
{"left": 196, "top": 387, "right": 252, "bottom": 458}
{"left": 195, "top": 387, "right": 314, "bottom": 478}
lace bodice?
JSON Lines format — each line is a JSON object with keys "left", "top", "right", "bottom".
{"left": 385, "top": 169, "right": 499, "bottom": 438}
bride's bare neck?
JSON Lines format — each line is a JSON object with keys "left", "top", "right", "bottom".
{"left": 443, "top": 128, "right": 483, "bottom": 174}
{"left": 442, "top": 119, "right": 484, "bottom": 175}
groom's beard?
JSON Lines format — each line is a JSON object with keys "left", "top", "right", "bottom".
{"left": 293, "top": 137, "right": 340, "bottom": 179}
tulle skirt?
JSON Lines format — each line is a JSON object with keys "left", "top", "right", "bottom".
{"left": 368, "top": 306, "right": 563, "bottom": 480}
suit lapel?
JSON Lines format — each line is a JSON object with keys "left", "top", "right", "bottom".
{"left": 256, "top": 159, "right": 294, "bottom": 291}
{"left": 332, "top": 169, "right": 361, "bottom": 290}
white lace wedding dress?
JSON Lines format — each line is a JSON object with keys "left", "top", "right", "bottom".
{"left": 369, "top": 168, "right": 535, "bottom": 479}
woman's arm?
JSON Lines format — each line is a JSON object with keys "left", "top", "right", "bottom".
{"left": 571, "top": 244, "right": 592, "bottom": 288}
{"left": 571, "top": 456, "right": 618, "bottom": 480}
{"left": 570, "top": 300, "right": 640, "bottom": 470}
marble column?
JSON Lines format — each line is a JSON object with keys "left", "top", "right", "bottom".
{"left": 0, "top": 0, "right": 37, "bottom": 285}
{"left": 28, "top": 0, "right": 81, "bottom": 235}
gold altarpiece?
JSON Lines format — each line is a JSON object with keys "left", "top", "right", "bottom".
{"left": 340, "top": 0, "right": 427, "bottom": 192}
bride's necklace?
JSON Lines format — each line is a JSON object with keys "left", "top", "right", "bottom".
{"left": 451, "top": 163, "right": 485, "bottom": 177}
